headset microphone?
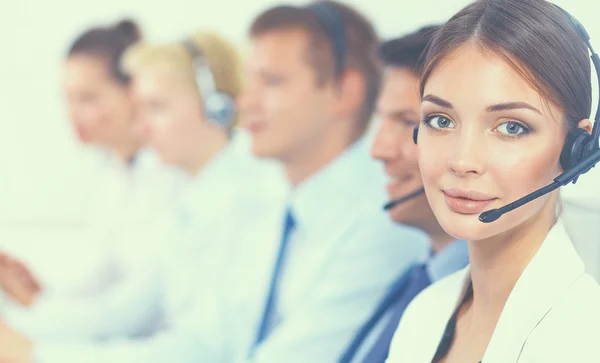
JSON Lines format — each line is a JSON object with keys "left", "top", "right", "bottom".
{"left": 383, "top": 187, "right": 426, "bottom": 211}
{"left": 479, "top": 147, "right": 600, "bottom": 223}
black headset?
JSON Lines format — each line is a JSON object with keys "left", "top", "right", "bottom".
{"left": 181, "top": 39, "right": 236, "bottom": 129}
{"left": 411, "top": 4, "right": 600, "bottom": 223}
{"left": 554, "top": 5, "right": 600, "bottom": 173}
{"left": 306, "top": 1, "right": 346, "bottom": 78}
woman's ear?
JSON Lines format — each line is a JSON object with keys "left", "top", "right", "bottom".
{"left": 577, "top": 118, "right": 593, "bottom": 133}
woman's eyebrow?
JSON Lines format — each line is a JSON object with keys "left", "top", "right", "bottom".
{"left": 486, "top": 101, "right": 541, "bottom": 114}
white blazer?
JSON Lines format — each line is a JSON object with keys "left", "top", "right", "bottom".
{"left": 386, "top": 219, "right": 600, "bottom": 363}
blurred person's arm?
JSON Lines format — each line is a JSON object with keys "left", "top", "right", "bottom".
{"left": 0, "top": 310, "right": 224, "bottom": 363}
{"left": 4, "top": 256, "right": 164, "bottom": 341}
{"left": 30, "top": 274, "right": 230, "bottom": 363}
{"left": 0, "top": 320, "right": 34, "bottom": 363}
{"left": 31, "top": 316, "right": 225, "bottom": 363}
{"left": 0, "top": 252, "right": 42, "bottom": 306}
{"left": 26, "top": 219, "right": 237, "bottom": 363}
{"left": 2, "top": 222, "right": 175, "bottom": 342}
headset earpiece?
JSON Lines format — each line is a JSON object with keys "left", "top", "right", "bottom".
{"left": 559, "top": 127, "right": 593, "bottom": 170}
{"left": 554, "top": 3, "right": 600, "bottom": 176}
{"left": 204, "top": 92, "right": 236, "bottom": 128}
{"left": 307, "top": 2, "right": 346, "bottom": 77}
{"left": 413, "top": 125, "right": 419, "bottom": 145}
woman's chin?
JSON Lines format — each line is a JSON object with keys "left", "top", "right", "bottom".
{"left": 437, "top": 211, "right": 499, "bottom": 242}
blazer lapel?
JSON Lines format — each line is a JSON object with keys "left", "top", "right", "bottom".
{"left": 482, "top": 219, "right": 585, "bottom": 363}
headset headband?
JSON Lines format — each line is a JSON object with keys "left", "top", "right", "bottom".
{"left": 182, "top": 39, "right": 217, "bottom": 94}
{"left": 181, "top": 38, "right": 236, "bottom": 129}
{"left": 306, "top": 2, "right": 346, "bottom": 76}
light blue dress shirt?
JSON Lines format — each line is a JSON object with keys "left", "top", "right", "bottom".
{"left": 427, "top": 240, "right": 470, "bottom": 282}
{"left": 349, "top": 239, "right": 469, "bottom": 362}
{"left": 220, "top": 136, "right": 428, "bottom": 363}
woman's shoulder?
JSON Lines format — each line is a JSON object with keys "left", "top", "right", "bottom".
{"left": 550, "top": 272, "right": 600, "bottom": 326}
{"left": 386, "top": 266, "right": 470, "bottom": 362}
{"left": 523, "top": 273, "right": 600, "bottom": 361}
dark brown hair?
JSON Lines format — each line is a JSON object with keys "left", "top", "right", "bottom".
{"left": 380, "top": 25, "right": 440, "bottom": 74}
{"left": 421, "top": 0, "right": 591, "bottom": 131}
{"left": 249, "top": 0, "right": 382, "bottom": 128}
{"left": 68, "top": 19, "right": 142, "bottom": 85}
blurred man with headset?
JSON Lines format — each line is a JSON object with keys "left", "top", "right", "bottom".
{"left": 230, "top": 1, "right": 427, "bottom": 362}
{"left": 337, "top": 26, "right": 470, "bottom": 363}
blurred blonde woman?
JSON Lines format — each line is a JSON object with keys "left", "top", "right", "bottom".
{"left": 123, "top": 29, "right": 284, "bottom": 228}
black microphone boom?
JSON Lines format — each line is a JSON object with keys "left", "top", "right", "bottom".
{"left": 479, "top": 148, "right": 600, "bottom": 223}
{"left": 478, "top": 182, "right": 561, "bottom": 223}
{"left": 383, "top": 187, "right": 426, "bottom": 211}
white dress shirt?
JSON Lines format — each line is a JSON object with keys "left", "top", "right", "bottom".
{"left": 386, "top": 218, "right": 600, "bottom": 363}
{"left": 30, "top": 128, "right": 287, "bottom": 363}
{"left": 1, "top": 147, "right": 187, "bottom": 341}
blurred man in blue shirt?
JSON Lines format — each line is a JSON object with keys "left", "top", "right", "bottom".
{"left": 231, "top": 1, "right": 427, "bottom": 362}
{"left": 338, "top": 25, "right": 470, "bottom": 363}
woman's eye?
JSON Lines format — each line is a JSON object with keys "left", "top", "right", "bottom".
{"left": 495, "top": 121, "right": 530, "bottom": 137}
{"left": 423, "top": 115, "right": 455, "bottom": 130}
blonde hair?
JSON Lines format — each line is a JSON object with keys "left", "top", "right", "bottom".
{"left": 122, "top": 31, "right": 244, "bottom": 125}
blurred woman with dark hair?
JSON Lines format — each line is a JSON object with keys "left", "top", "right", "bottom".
{"left": 0, "top": 20, "right": 185, "bottom": 361}
{"left": 64, "top": 19, "right": 143, "bottom": 156}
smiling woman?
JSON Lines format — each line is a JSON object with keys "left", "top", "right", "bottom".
{"left": 386, "top": 1, "right": 600, "bottom": 363}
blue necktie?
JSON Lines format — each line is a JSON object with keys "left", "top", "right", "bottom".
{"left": 253, "top": 208, "right": 296, "bottom": 349}
{"left": 339, "top": 263, "right": 431, "bottom": 363}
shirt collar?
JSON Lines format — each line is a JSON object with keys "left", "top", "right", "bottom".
{"left": 178, "top": 130, "right": 242, "bottom": 212}
{"left": 286, "top": 136, "right": 386, "bottom": 231}
{"left": 426, "top": 239, "right": 469, "bottom": 282}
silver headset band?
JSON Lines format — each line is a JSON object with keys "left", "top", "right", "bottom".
{"left": 182, "top": 39, "right": 217, "bottom": 95}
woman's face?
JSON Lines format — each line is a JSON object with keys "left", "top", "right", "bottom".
{"left": 417, "top": 45, "right": 569, "bottom": 242}
{"left": 132, "top": 63, "right": 207, "bottom": 167}
{"left": 63, "top": 54, "right": 135, "bottom": 146}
